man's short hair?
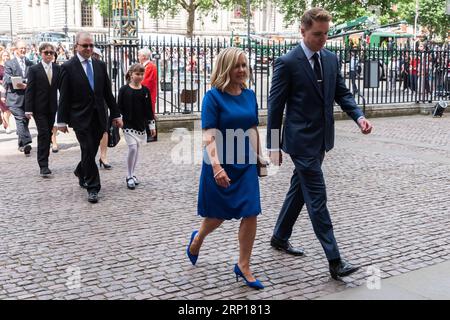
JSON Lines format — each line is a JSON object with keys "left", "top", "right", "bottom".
{"left": 75, "top": 31, "right": 93, "bottom": 44}
{"left": 138, "top": 48, "right": 152, "bottom": 59}
{"left": 39, "top": 42, "right": 55, "bottom": 53}
{"left": 14, "top": 40, "right": 26, "bottom": 48}
{"left": 301, "top": 7, "right": 332, "bottom": 30}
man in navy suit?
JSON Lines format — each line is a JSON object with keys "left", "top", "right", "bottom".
{"left": 267, "top": 8, "right": 373, "bottom": 280}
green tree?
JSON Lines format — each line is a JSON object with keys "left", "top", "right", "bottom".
{"left": 275, "top": 0, "right": 448, "bottom": 40}
{"left": 90, "top": 0, "right": 265, "bottom": 37}
{"left": 413, "top": 0, "right": 448, "bottom": 40}
{"left": 273, "top": 0, "right": 409, "bottom": 27}
{"left": 142, "top": 1, "right": 223, "bottom": 37}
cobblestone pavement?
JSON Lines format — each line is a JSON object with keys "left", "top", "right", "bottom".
{"left": 1, "top": 114, "right": 450, "bottom": 300}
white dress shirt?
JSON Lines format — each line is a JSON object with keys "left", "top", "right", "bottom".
{"left": 300, "top": 40, "right": 323, "bottom": 72}
{"left": 16, "top": 56, "right": 26, "bottom": 78}
{"left": 77, "top": 52, "right": 94, "bottom": 79}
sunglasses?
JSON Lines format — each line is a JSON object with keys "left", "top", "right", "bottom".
{"left": 43, "top": 51, "right": 55, "bottom": 55}
{"left": 78, "top": 44, "right": 94, "bottom": 49}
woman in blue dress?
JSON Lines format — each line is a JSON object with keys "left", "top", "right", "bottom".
{"left": 186, "top": 47, "right": 266, "bottom": 290}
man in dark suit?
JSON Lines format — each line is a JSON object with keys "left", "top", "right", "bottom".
{"left": 57, "top": 32, "right": 123, "bottom": 203}
{"left": 25, "top": 43, "right": 61, "bottom": 177}
{"left": 267, "top": 8, "right": 373, "bottom": 280}
{"left": 3, "top": 40, "right": 34, "bottom": 156}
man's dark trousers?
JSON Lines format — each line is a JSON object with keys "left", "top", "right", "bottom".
{"left": 273, "top": 152, "right": 341, "bottom": 261}
{"left": 74, "top": 112, "right": 104, "bottom": 193}
{"left": 34, "top": 112, "right": 55, "bottom": 168}
{"left": 9, "top": 105, "right": 32, "bottom": 148}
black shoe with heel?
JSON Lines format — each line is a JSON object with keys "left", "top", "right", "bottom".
{"left": 99, "top": 159, "right": 112, "bottom": 170}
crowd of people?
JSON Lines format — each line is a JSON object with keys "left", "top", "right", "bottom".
{"left": 1, "top": 34, "right": 159, "bottom": 203}
{"left": 0, "top": 42, "right": 71, "bottom": 140}
{"left": 344, "top": 42, "right": 450, "bottom": 101}
{"left": 32, "top": 8, "right": 450, "bottom": 293}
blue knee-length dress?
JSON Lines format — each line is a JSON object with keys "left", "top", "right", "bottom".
{"left": 198, "top": 87, "right": 261, "bottom": 220}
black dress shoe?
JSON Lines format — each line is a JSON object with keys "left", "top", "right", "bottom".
{"left": 87, "top": 192, "right": 98, "bottom": 203}
{"left": 40, "top": 167, "right": 52, "bottom": 177}
{"left": 329, "top": 259, "right": 360, "bottom": 280}
{"left": 99, "top": 159, "right": 112, "bottom": 170}
{"left": 270, "top": 236, "right": 304, "bottom": 256}
{"left": 24, "top": 144, "right": 32, "bottom": 156}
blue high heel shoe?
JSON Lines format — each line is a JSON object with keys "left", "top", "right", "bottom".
{"left": 233, "top": 264, "right": 264, "bottom": 290}
{"left": 186, "top": 230, "right": 199, "bottom": 265}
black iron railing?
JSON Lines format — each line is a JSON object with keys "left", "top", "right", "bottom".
{"left": 93, "top": 35, "right": 450, "bottom": 114}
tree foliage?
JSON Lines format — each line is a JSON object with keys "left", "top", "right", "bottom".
{"left": 88, "top": 0, "right": 449, "bottom": 39}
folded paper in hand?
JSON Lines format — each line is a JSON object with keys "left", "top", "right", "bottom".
{"left": 11, "top": 77, "right": 23, "bottom": 89}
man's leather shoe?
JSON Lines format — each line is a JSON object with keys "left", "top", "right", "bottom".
{"left": 270, "top": 236, "right": 304, "bottom": 256}
{"left": 40, "top": 167, "right": 52, "bottom": 177}
{"left": 329, "top": 259, "right": 360, "bottom": 280}
{"left": 87, "top": 192, "right": 98, "bottom": 203}
{"left": 24, "top": 144, "right": 32, "bottom": 157}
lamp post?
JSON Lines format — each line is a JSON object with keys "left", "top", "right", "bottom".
{"left": 414, "top": 0, "right": 419, "bottom": 41}
{"left": 108, "top": 0, "right": 111, "bottom": 41}
{"left": 246, "top": 0, "right": 251, "bottom": 51}
{"left": 8, "top": 4, "right": 12, "bottom": 40}
{"left": 63, "top": 0, "right": 68, "bottom": 36}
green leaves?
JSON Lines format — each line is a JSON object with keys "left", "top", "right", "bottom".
{"left": 87, "top": 0, "right": 448, "bottom": 40}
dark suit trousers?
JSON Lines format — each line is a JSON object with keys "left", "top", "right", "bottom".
{"left": 74, "top": 112, "right": 104, "bottom": 193}
{"left": 273, "top": 153, "right": 341, "bottom": 261}
{"left": 9, "top": 105, "right": 32, "bottom": 147}
{"left": 34, "top": 112, "right": 56, "bottom": 168}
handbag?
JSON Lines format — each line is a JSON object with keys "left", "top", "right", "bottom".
{"left": 107, "top": 117, "right": 121, "bottom": 148}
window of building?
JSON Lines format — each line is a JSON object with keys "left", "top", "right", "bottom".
{"left": 81, "top": 0, "right": 93, "bottom": 27}
{"left": 103, "top": 16, "right": 112, "bottom": 28}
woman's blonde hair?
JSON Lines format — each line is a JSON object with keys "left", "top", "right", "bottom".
{"left": 0, "top": 50, "right": 10, "bottom": 65}
{"left": 210, "top": 47, "right": 248, "bottom": 91}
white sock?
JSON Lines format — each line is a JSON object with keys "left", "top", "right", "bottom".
{"left": 131, "top": 143, "right": 140, "bottom": 177}
{"left": 127, "top": 144, "right": 138, "bottom": 178}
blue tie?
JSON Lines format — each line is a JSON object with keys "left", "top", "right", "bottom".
{"left": 85, "top": 60, "right": 94, "bottom": 90}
